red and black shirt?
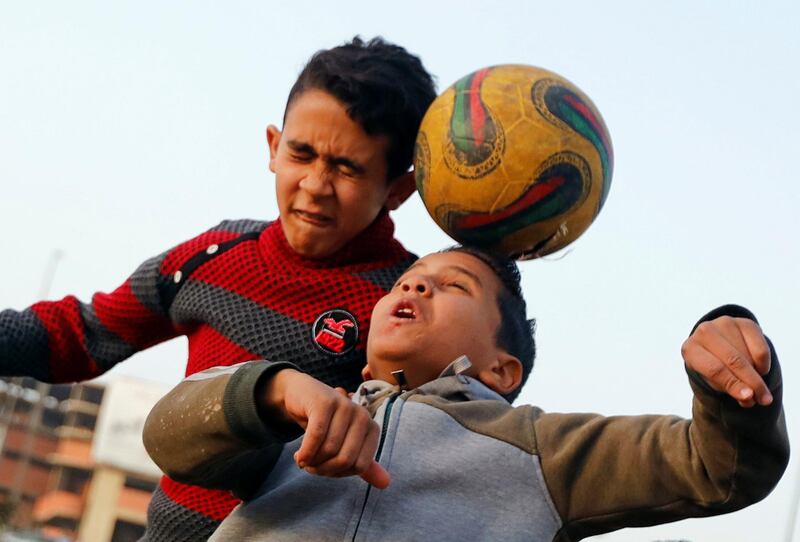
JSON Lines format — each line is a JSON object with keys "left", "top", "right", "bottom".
{"left": 0, "top": 212, "right": 414, "bottom": 541}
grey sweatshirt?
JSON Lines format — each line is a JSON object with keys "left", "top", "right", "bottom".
{"left": 144, "top": 308, "right": 789, "bottom": 541}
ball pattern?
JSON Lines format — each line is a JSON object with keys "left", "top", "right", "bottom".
{"left": 415, "top": 65, "right": 613, "bottom": 259}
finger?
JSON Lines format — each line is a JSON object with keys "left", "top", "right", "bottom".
{"left": 684, "top": 340, "right": 757, "bottom": 404}
{"left": 719, "top": 317, "right": 770, "bottom": 381}
{"left": 736, "top": 319, "right": 771, "bottom": 377}
{"left": 352, "top": 417, "right": 381, "bottom": 476}
{"left": 714, "top": 317, "right": 751, "bottom": 362}
{"left": 360, "top": 461, "right": 391, "bottom": 489}
{"left": 334, "top": 387, "right": 349, "bottom": 398}
{"left": 303, "top": 459, "right": 390, "bottom": 489}
{"left": 307, "top": 408, "right": 375, "bottom": 477}
{"left": 719, "top": 321, "right": 762, "bottom": 406}
{"left": 294, "top": 399, "right": 336, "bottom": 467}
{"left": 304, "top": 401, "right": 354, "bottom": 467}
{"left": 692, "top": 322, "right": 772, "bottom": 406}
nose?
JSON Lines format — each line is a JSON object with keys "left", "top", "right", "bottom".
{"left": 298, "top": 163, "right": 334, "bottom": 198}
{"left": 400, "top": 275, "right": 432, "bottom": 296}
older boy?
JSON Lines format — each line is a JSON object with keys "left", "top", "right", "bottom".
{"left": 144, "top": 248, "right": 788, "bottom": 541}
{"left": 0, "top": 37, "right": 436, "bottom": 540}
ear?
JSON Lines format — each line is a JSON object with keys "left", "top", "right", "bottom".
{"left": 476, "top": 352, "right": 523, "bottom": 398}
{"left": 266, "top": 124, "right": 282, "bottom": 174}
{"left": 383, "top": 170, "right": 418, "bottom": 211}
{"left": 361, "top": 364, "right": 374, "bottom": 381}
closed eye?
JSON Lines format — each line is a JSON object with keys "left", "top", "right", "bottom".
{"left": 290, "top": 153, "right": 314, "bottom": 162}
{"left": 338, "top": 165, "right": 358, "bottom": 178}
{"left": 446, "top": 281, "right": 470, "bottom": 293}
{"left": 331, "top": 158, "right": 365, "bottom": 178}
{"left": 286, "top": 140, "right": 317, "bottom": 162}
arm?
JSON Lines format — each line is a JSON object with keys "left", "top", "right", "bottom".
{"left": 535, "top": 305, "right": 789, "bottom": 541}
{"left": 143, "top": 361, "right": 388, "bottom": 499}
{"left": 0, "top": 253, "right": 177, "bottom": 382}
{"left": 143, "top": 361, "right": 300, "bottom": 499}
{"left": 0, "top": 222, "right": 247, "bottom": 382}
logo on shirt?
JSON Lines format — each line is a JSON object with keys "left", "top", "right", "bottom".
{"left": 312, "top": 309, "right": 359, "bottom": 356}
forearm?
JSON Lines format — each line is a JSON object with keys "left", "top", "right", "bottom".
{"left": 1, "top": 221, "right": 248, "bottom": 383}
{"left": 143, "top": 360, "right": 302, "bottom": 497}
{"left": 683, "top": 304, "right": 789, "bottom": 507}
{"left": 0, "top": 298, "right": 125, "bottom": 382}
{"left": 1, "top": 252, "right": 178, "bottom": 383}
{"left": 0, "top": 307, "right": 52, "bottom": 380}
{"left": 540, "top": 307, "right": 789, "bottom": 540}
{"left": 540, "top": 375, "right": 787, "bottom": 540}
{"left": 685, "top": 335, "right": 787, "bottom": 506}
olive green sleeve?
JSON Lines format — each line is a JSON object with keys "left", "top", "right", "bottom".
{"left": 536, "top": 342, "right": 788, "bottom": 541}
{"left": 142, "top": 360, "right": 302, "bottom": 499}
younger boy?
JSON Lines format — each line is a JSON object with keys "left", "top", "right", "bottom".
{"left": 144, "top": 248, "right": 789, "bottom": 541}
{"left": 0, "top": 37, "right": 436, "bottom": 540}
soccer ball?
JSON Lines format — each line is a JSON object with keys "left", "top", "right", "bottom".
{"left": 414, "top": 65, "right": 613, "bottom": 259}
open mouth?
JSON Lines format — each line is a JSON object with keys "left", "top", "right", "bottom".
{"left": 391, "top": 300, "right": 418, "bottom": 320}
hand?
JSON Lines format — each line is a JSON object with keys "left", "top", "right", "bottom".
{"left": 682, "top": 316, "right": 773, "bottom": 408}
{"left": 262, "top": 369, "right": 390, "bottom": 488}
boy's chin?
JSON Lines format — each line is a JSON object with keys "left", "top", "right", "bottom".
{"left": 280, "top": 219, "right": 345, "bottom": 259}
{"left": 364, "top": 355, "right": 413, "bottom": 381}
{"left": 366, "top": 347, "right": 417, "bottom": 368}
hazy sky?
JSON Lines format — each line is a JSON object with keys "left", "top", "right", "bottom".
{"left": 1, "top": 1, "right": 798, "bottom": 540}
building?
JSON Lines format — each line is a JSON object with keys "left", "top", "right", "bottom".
{"left": 0, "top": 376, "right": 168, "bottom": 541}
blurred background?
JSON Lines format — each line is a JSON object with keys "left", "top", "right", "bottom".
{"left": 1, "top": 1, "right": 798, "bottom": 540}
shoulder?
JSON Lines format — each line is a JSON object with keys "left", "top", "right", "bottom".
{"left": 407, "top": 393, "right": 541, "bottom": 455}
{"left": 159, "top": 219, "right": 271, "bottom": 272}
{"left": 210, "top": 219, "right": 271, "bottom": 235}
{"left": 350, "top": 251, "right": 417, "bottom": 292}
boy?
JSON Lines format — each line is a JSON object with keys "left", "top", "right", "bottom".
{"left": 144, "top": 248, "right": 789, "bottom": 541}
{"left": 0, "top": 37, "right": 436, "bottom": 540}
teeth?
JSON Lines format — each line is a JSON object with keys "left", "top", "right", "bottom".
{"left": 396, "top": 307, "right": 415, "bottom": 318}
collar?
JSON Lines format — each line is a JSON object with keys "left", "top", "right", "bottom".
{"left": 353, "top": 356, "right": 507, "bottom": 410}
{"left": 259, "top": 210, "right": 407, "bottom": 269}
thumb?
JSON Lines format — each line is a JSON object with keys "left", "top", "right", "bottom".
{"left": 360, "top": 461, "right": 391, "bottom": 489}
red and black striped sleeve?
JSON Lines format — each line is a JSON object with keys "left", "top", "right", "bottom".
{"left": 0, "top": 221, "right": 251, "bottom": 383}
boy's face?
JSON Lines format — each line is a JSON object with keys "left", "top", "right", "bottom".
{"left": 366, "top": 251, "right": 508, "bottom": 389}
{"left": 267, "top": 89, "right": 412, "bottom": 259}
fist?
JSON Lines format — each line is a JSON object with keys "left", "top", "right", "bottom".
{"left": 682, "top": 316, "right": 772, "bottom": 408}
{"left": 263, "top": 369, "right": 390, "bottom": 488}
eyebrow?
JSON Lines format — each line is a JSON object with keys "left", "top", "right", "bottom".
{"left": 286, "top": 139, "right": 367, "bottom": 174}
{"left": 286, "top": 140, "right": 316, "bottom": 155}
{"left": 448, "top": 264, "right": 483, "bottom": 288}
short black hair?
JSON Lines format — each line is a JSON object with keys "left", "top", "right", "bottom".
{"left": 285, "top": 36, "right": 437, "bottom": 180}
{"left": 445, "top": 246, "right": 536, "bottom": 403}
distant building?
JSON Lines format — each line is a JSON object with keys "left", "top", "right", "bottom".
{"left": 0, "top": 376, "right": 169, "bottom": 542}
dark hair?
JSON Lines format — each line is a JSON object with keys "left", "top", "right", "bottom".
{"left": 285, "top": 36, "right": 437, "bottom": 180}
{"left": 445, "top": 246, "right": 536, "bottom": 403}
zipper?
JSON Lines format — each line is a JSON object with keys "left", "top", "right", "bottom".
{"left": 374, "top": 394, "right": 396, "bottom": 460}
{"left": 351, "top": 393, "right": 399, "bottom": 542}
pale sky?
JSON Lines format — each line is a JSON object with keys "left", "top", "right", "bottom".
{"left": 1, "top": 1, "right": 798, "bottom": 540}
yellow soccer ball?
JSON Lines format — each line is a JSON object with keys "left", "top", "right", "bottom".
{"left": 414, "top": 65, "right": 613, "bottom": 259}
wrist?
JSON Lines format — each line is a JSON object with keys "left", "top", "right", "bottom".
{"left": 258, "top": 368, "right": 302, "bottom": 425}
